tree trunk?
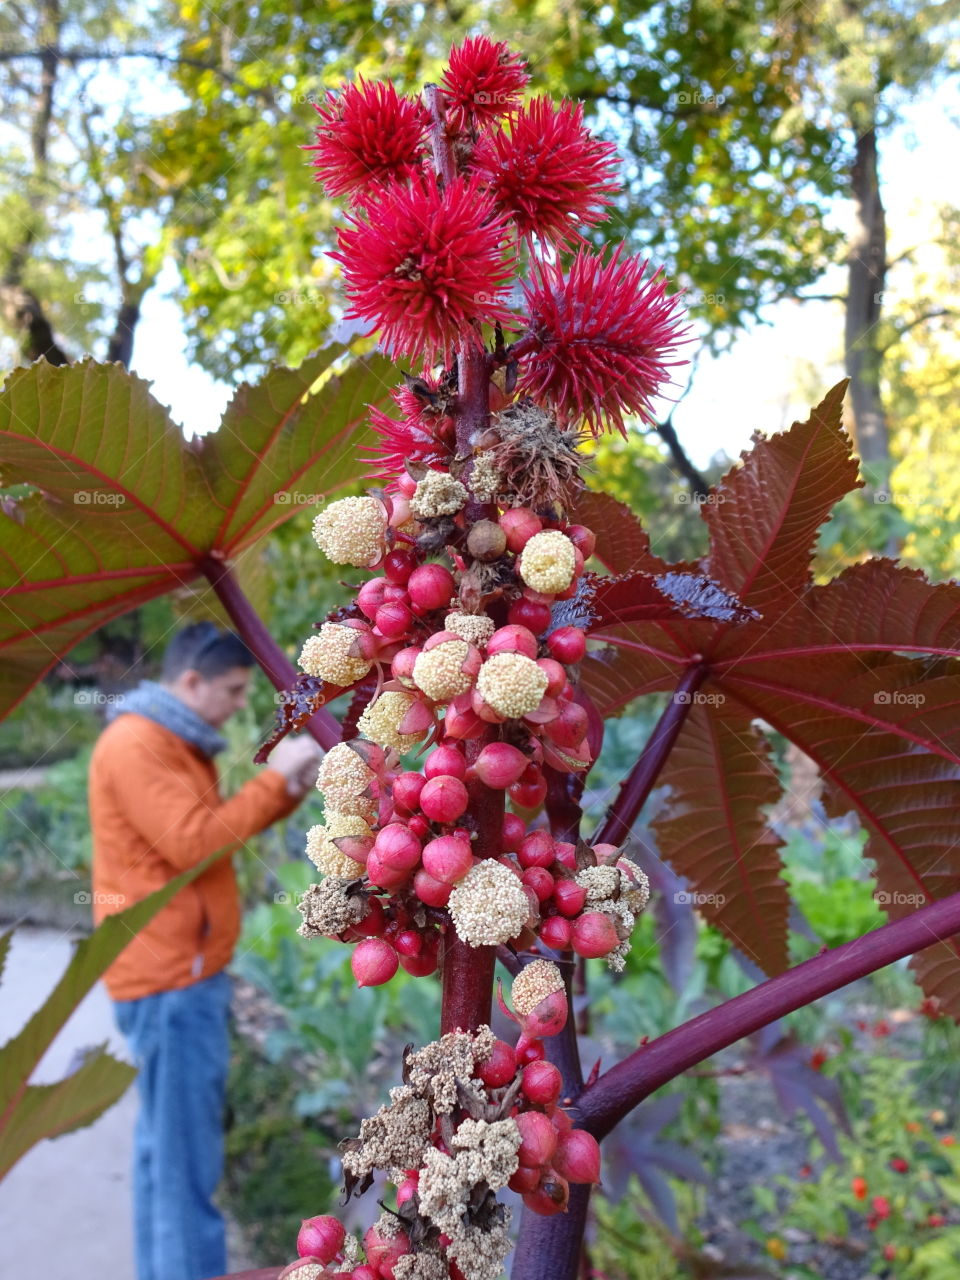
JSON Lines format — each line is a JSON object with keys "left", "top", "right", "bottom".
{"left": 845, "top": 119, "right": 889, "bottom": 468}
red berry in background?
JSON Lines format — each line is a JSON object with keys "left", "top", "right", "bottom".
{"left": 297, "top": 1214, "right": 346, "bottom": 1262}
{"left": 547, "top": 626, "right": 587, "bottom": 664}
{"left": 373, "top": 822, "right": 422, "bottom": 872}
{"left": 413, "top": 867, "right": 454, "bottom": 906}
{"left": 392, "top": 770, "right": 425, "bottom": 813}
{"left": 487, "top": 624, "right": 539, "bottom": 659}
{"left": 375, "top": 599, "right": 414, "bottom": 639}
{"left": 516, "top": 1110, "right": 559, "bottom": 1166}
{"left": 510, "top": 775, "right": 548, "bottom": 810}
{"left": 518, "top": 830, "right": 555, "bottom": 868}
{"left": 521, "top": 1059, "right": 563, "bottom": 1107}
{"left": 540, "top": 915, "right": 573, "bottom": 949}
{"left": 872, "top": 1195, "right": 891, "bottom": 1219}
{"left": 477, "top": 1038, "right": 518, "bottom": 1088}
{"left": 554, "top": 1129, "right": 602, "bottom": 1184}
{"left": 502, "top": 811, "right": 526, "bottom": 852}
{"left": 351, "top": 938, "right": 399, "bottom": 987}
{"left": 883, "top": 1245, "right": 897, "bottom": 1262}
{"left": 552, "top": 879, "right": 587, "bottom": 917}
{"left": 472, "top": 741, "right": 529, "bottom": 789}
{"left": 890, "top": 1156, "right": 910, "bottom": 1173}
{"left": 408, "top": 563, "right": 455, "bottom": 611}
{"left": 851, "top": 1176, "right": 868, "bottom": 1200}
{"left": 522, "top": 866, "right": 555, "bottom": 902}
{"left": 508, "top": 597, "right": 553, "bottom": 633}
{"left": 398, "top": 948, "right": 439, "bottom": 976}
{"left": 565, "top": 523, "right": 597, "bottom": 559}
{"left": 424, "top": 743, "right": 467, "bottom": 780}
{"left": 928, "top": 1214, "right": 947, "bottom": 1227}
{"left": 420, "top": 775, "right": 470, "bottom": 824}
{"left": 500, "top": 507, "right": 543, "bottom": 552}
{"left": 422, "top": 834, "right": 473, "bottom": 883}
{"left": 571, "top": 912, "right": 620, "bottom": 958}
{"left": 383, "top": 548, "right": 417, "bottom": 585}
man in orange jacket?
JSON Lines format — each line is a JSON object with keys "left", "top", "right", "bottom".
{"left": 90, "top": 622, "right": 320, "bottom": 1280}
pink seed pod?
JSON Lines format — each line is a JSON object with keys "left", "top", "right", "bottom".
{"left": 472, "top": 742, "right": 529, "bottom": 789}
{"left": 522, "top": 1059, "right": 563, "bottom": 1107}
{"left": 552, "top": 880, "right": 588, "bottom": 917}
{"left": 547, "top": 626, "right": 587, "bottom": 664}
{"left": 375, "top": 600, "right": 414, "bottom": 640}
{"left": 565, "top": 523, "right": 597, "bottom": 559}
{"left": 510, "top": 776, "right": 548, "bottom": 810}
{"left": 387, "top": 494, "right": 412, "bottom": 528}
{"left": 508, "top": 1165, "right": 541, "bottom": 1194}
{"left": 516, "top": 1109, "right": 559, "bottom": 1168}
{"left": 443, "top": 692, "right": 486, "bottom": 740}
{"left": 554, "top": 1129, "right": 602, "bottom": 1185}
{"left": 477, "top": 1038, "right": 518, "bottom": 1089}
{"left": 363, "top": 1223, "right": 411, "bottom": 1279}
{"left": 522, "top": 866, "right": 555, "bottom": 903}
{"left": 516, "top": 1035, "right": 546, "bottom": 1064}
{"left": 470, "top": 684, "right": 509, "bottom": 724}
{"left": 351, "top": 1267, "right": 379, "bottom": 1280}
{"left": 392, "top": 770, "right": 425, "bottom": 813}
{"left": 522, "top": 695, "right": 560, "bottom": 726}
{"left": 508, "top": 597, "right": 552, "bottom": 633}
{"left": 421, "top": 834, "right": 473, "bottom": 884}
{"left": 373, "top": 822, "right": 422, "bottom": 873}
{"left": 396, "top": 697, "right": 436, "bottom": 738}
{"left": 571, "top": 912, "right": 621, "bottom": 959}
{"left": 297, "top": 1215, "right": 345, "bottom": 1263}
{"left": 523, "top": 1174, "right": 570, "bottom": 1217}
{"left": 396, "top": 473, "right": 417, "bottom": 498}
{"left": 554, "top": 841, "right": 577, "bottom": 870}
{"left": 383, "top": 548, "right": 417, "bottom": 585}
{"left": 394, "top": 929, "right": 423, "bottom": 957}
{"left": 351, "top": 938, "right": 399, "bottom": 988}
{"left": 543, "top": 699, "right": 589, "bottom": 750}
{"left": 540, "top": 915, "right": 573, "bottom": 949}
{"left": 592, "top": 842, "right": 621, "bottom": 864}
{"left": 365, "top": 849, "right": 410, "bottom": 892}
{"left": 424, "top": 743, "right": 467, "bottom": 780}
{"left": 420, "top": 775, "right": 469, "bottom": 824}
{"left": 502, "top": 812, "right": 526, "bottom": 852}
{"left": 396, "top": 1177, "right": 418, "bottom": 1207}
{"left": 391, "top": 646, "right": 422, "bottom": 688}
{"left": 408, "top": 563, "right": 455, "bottom": 612}
{"left": 486, "top": 624, "right": 539, "bottom": 660}
{"left": 413, "top": 868, "right": 453, "bottom": 907}
{"left": 399, "top": 938, "right": 439, "bottom": 976}
{"left": 500, "top": 507, "right": 543, "bottom": 553}
{"left": 354, "top": 898, "right": 386, "bottom": 938}
{"left": 408, "top": 813, "right": 431, "bottom": 840}
{"left": 536, "top": 658, "right": 568, "bottom": 698}
{"left": 518, "top": 830, "right": 555, "bottom": 868}
{"left": 357, "top": 576, "right": 389, "bottom": 620}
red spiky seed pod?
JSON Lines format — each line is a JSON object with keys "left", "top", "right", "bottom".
{"left": 420, "top": 775, "right": 470, "bottom": 825}
{"left": 554, "top": 841, "right": 577, "bottom": 869}
{"left": 399, "top": 947, "right": 439, "bottom": 977}
{"left": 307, "top": 78, "right": 426, "bottom": 202}
{"left": 297, "top": 1215, "right": 346, "bottom": 1264}
{"left": 441, "top": 35, "right": 530, "bottom": 129}
{"left": 351, "top": 938, "right": 400, "bottom": 987}
{"left": 365, "top": 850, "right": 409, "bottom": 892}
{"left": 553, "top": 1129, "right": 602, "bottom": 1184}
{"left": 394, "top": 929, "right": 423, "bottom": 957}
{"left": 390, "top": 646, "right": 421, "bottom": 688}
{"left": 510, "top": 777, "right": 548, "bottom": 810}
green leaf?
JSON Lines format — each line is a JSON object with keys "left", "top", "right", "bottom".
{"left": 0, "top": 852, "right": 219, "bottom": 1180}
{"left": 0, "top": 345, "right": 395, "bottom": 717}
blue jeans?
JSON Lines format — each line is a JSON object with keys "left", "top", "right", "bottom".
{"left": 114, "top": 971, "right": 232, "bottom": 1280}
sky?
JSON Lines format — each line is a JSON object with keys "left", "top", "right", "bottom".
{"left": 128, "top": 79, "right": 960, "bottom": 472}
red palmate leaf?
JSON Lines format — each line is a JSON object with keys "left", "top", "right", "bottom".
{"left": 582, "top": 383, "right": 960, "bottom": 1011}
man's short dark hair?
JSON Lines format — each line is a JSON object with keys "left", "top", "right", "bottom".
{"left": 161, "top": 623, "right": 255, "bottom": 681}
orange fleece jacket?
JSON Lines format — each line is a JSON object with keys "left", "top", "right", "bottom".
{"left": 89, "top": 712, "right": 299, "bottom": 1001}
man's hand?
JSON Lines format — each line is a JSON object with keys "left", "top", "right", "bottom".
{"left": 269, "top": 735, "right": 322, "bottom": 797}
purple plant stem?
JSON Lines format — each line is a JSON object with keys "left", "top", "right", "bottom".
{"left": 424, "top": 84, "right": 455, "bottom": 187}
{"left": 578, "top": 888, "right": 960, "bottom": 1139}
{"left": 199, "top": 553, "right": 341, "bottom": 750}
{"left": 594, "top": 659, "right": 708, "bottom": 846}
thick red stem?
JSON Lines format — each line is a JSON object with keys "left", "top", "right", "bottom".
{"left": 199, "top": 554, "right": 341, "bottom": 751}
{"left": 594, "top": 660, "right": 708, "bottom": 845}
{"left": 577, "top": 887, "right": 960, "bottom": 1139}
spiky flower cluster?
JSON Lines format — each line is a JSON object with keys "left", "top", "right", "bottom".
{"left": 285, "top": 970, "right": 603, "bottom": 1279}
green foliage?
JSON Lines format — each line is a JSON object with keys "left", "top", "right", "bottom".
{"left": 0, "top": 853, "right": 219, "bottom": 1181}
{"left": 0, "top": 682, "right": 100, "bottom": 769}
{"left": 590, "top": 1178, "right": 710, "bottom": 1279}
{"left": 0, "top": 746, "right": 94, "bottom": 886}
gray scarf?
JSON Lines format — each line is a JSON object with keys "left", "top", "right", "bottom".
{"left": 111, "top": 679, "right": 227, "bottom": 759}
